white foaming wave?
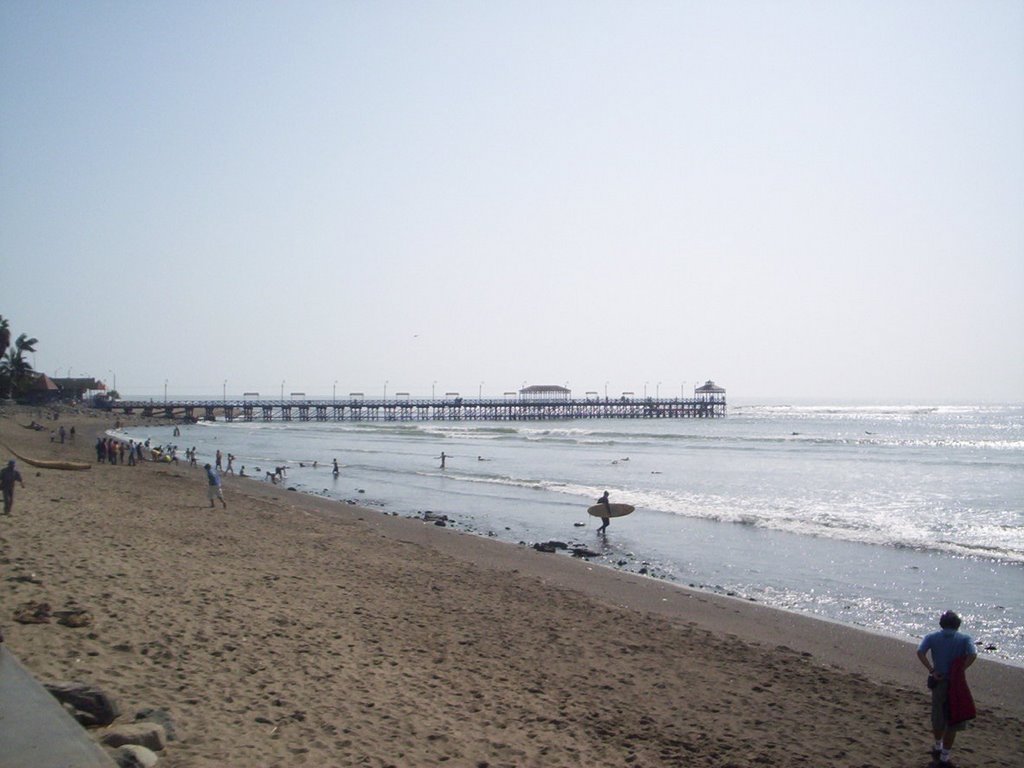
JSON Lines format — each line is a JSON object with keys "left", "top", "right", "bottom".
{"left": 535, "top": 485, "right": 1024, "bottom": 564}
{"left": 519, "top": 427, "right": 598, "bottom": 438}
{"left": 735, "top": 404, "right": 943, "bottom": 416}
{"left": 414, "top": 470, "right": 554, "bottom": 491}
{"left": 518, "top": 427, "right": 616, "bottom": 445}
{"left": 895, "top": 438, "right": 1024, "bottom": 451}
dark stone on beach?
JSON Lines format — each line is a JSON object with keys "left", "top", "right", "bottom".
{"left": 45, "top": 681, "right": 120, "bottom": 726}
{"left": 423, "top": 511, "right": 449, "bottom": 522}
{"left": 638, "top": 567, "right": 649, "bottom": 575}
{"left": 8, "top": 573, "right": 43, "bottom": 584}
{"left": 101, "top": 722, "right": 167, "bottom": 751}
{"left": 135, "top": 707, "right": 177, "bottom": 741}
{"left": 434, "top": 520, "right": 446, "bottom": 527}
{"left": 573, "top": 522, "right": 586, "bottom": 527}
{"left": 287, "top": 486, "right": 297, "bottom": 491}
{"left": 112, "top": 744, "right": 159, "bottom": 768}
{"left": 55, "top": 608, "right": 93, "bottom": 627}
{"left": 13, "top": 600, "right": 51, "bottom": 623}
{"left": 571, "top": 547, "right": 599, "bottom": 558}
{"left": 533, "top": 541, "right": 568, "bottom": 553}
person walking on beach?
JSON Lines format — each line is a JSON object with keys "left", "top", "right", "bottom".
{"left": 332, "top": 458, "right": 339, "bottom": 477}
{"left": 439, "top": 451, "right": 447, "bottom": 470}
{"left": 1, "top": 460, "right": 25, "bottom": 515}
{"left": 597, "top": 490, "right": 612, "bottom": 534}
{"left": 204, "top": 463, "right": 227, "bottom": 509}
{"left": 917, "top": 610, "right": 977, "bottom": 767}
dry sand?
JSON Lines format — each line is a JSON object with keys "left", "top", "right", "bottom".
{"left": 1, "top": 407, "right": 1021, "bottom": 768}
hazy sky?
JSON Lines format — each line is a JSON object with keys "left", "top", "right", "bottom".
{"left": 2, "top": 2, "right": 1021, "bottom": 403}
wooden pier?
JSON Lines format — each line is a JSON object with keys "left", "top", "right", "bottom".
{"left": 108, "top": 395, "right": 725, "bottom": 423}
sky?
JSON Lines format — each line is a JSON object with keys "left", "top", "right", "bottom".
{"left": 2, "top": 1, "right": 1022, "bottom": 403}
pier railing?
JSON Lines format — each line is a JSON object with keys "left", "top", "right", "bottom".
{"left": 106, "top": 396, "right": 726, "bottom": 422}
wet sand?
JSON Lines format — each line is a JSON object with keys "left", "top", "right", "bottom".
{"left": 1, "top": 407, "right": 1021, "bottom": 767}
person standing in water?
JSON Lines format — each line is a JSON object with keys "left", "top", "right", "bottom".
{"left": 597, "top": 490, "right": 612, "bottom": 534}
{"left": 439, "top": 451, "right": 447, "bottom": 470}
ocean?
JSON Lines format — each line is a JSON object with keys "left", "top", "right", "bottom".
{"left": 118, "top": 402, "right": 1024, "bottom": 665}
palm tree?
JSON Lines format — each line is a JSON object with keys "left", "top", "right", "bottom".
{"left": 0, "top": 333, "right": 38, "bottom": 398}
{"left": 0, "top": 315, "right": 10, "bottom": 358}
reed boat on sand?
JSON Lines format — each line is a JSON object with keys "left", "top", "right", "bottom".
{"left": 3, "top": 445, "right": 91, "bottom": 471}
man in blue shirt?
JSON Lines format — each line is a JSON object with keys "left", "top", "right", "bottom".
{"left": 204, "top": 463, "right": 227, "bottom": 509}
{"left": 917, "top": 610, "right": 977, "bottom": 767}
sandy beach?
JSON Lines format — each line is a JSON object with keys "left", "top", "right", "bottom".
{"left": 1, "top": 407, "right": 1021, "bottom": 768}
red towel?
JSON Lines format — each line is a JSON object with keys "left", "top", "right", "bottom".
{"left": 947, "top": 655, "right": 976, "bottom": 725}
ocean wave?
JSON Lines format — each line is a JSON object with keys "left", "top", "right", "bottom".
{"left": 535, "top": 485, "right": 1024, "bottom": 565}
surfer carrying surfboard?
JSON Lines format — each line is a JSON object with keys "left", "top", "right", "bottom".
{"left": 587, "top": 493, "right": 635, "bottom": 534}
{"left": 597, "top": 491, "right": 612, "bottom": 534}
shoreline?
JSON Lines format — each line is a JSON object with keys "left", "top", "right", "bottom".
{"left": 234, "top": 467, "right": 1024, "bottom": 708}
{"left": 115, "top": 417, "right": 1024, "bottom": 666}
{"left": 2, "top": 406, "right": 1022, "bottom": 767}
{"left": 112, "top": 421, "right": 1024, "bottom": 667}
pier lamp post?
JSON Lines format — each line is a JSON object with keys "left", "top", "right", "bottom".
{"left": 281, "top": 380, "right": 285, "bottom": 401}
{"left": 108, "top": 370, "right": 117, "bottom": 394}
{"left": 223, "top": 379, "right": 227, "bottom": 406}
{"left": 644, "top": 381, "right": 648, "bottom": 398}
{"left": 333, "top": 380, "right": 338, "bottom": 405}
{"left": 656, "top": 381, "right": 661, "bottom": 399}
{"left": 384, "top": 380, "right": 388, "bottom": 401}
{"left": 164, "top": 379, "right": 168, "bottom": 403}
{"left": 479, "top": 381, "right": 484, "bottom": 400}
{"left": 432, "top": 381, "right": 436, "bottom": 399}
{"left": 604, "top": 381, "right": 608, "bottom": 399}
